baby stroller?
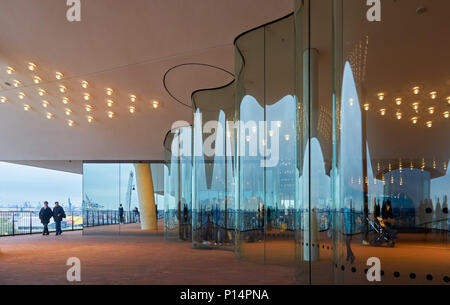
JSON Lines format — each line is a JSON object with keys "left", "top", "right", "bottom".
{"left": 367, "top": 216, "right": 397, "bottom": 247}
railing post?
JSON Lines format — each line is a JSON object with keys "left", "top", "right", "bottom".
{"left": 72, "top": 211, "right": 74, "bottom": 231}
{"left": 12, "top": 212, "right": 15, "bottom": 236}
{"left": 30, "top": 211, "right": 32, "bottom": 235}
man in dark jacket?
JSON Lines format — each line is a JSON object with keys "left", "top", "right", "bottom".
{"left": 39, "top": 201, "right": 53, "bottom": 235}
{"left": 119, "top": 204, "right": 124, "bottom": 223}
{"left": 53, "top": 202, "right": 66, "bottom": 235}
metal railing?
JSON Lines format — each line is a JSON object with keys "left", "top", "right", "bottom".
{"left": 0, "top": 210, "right": 83, "bottom": 237}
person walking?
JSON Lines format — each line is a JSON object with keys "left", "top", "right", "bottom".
{"left": 39, "top": 201, "right": 53, "bottom": 235}
{"left": 53, "top": 202, "right": 66, "bottom": 235}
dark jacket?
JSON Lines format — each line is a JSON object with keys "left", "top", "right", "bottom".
{"left": 119, "top": 207, "right": 124, "bottom": 216}
{"left": 53, "top": 205, "right": 66, "bottom": 222}
{"left": 39, "top": 207, "right": 53, "bottom": 224}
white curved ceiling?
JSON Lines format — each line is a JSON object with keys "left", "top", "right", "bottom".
{"left": 0, "top": 0, "right": 293, "bottom": 161}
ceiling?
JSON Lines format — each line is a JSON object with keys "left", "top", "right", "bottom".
{"left": 0, "top": 0, "right": 293, "bottom": 161}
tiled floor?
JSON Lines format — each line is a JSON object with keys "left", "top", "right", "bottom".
{"left": 0, "top": 224, "right": 295, "bottom": 285}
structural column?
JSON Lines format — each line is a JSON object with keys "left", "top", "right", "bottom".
{"left": 134, "top": 163, "right": 157, "bottom": 230}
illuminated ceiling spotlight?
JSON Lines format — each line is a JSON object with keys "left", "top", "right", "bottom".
{"left": 446, "top": 96, "right": 450, "bottom": 104}
{"left": 106, "top": 99, "right": 114, "bottom": 107}
{"left": 396, "top": 110, "right": 402, "bottom": 120}
{"left": 349, "top": 98, "right": 354, "bottom": 106}
{"left": 395, "top": 98, "right": 402, "bottom": 106}
{"left": 13, "top": 80, "right": 22, "bottom": 87}
{"left": 377, "top": 92, "right": 385, "bottom": 101}
{"left": 428, "top": 107, "right": 435, "bottom": 114}
{"left": 0, "top": 96, "right": 8, "bottom": 103}
{"left": 42, "top": 100, "right": 50, "bottom": 108}
{"left": 59, "top": 85, "right": 67, "bottom": 93}
{"left": 38, "top": 88, "right": 46, "bottom": 96}
{"left": 426, "top": 121, "right": 433, "bottom": 128}
{"left": 379, "top": 108, "right": 386, "bottom": 116}
{"left": 85, "top": 104, "right": 93, "bottom": 112}
{"left": 284, "top": 134, "right": 291, "bottom": 141}
{"left": 6, "top": 66, "right": 15, "bottom": 75}
{"left": 83, "top": 93, "right": 91, "bottom": 101}
{"left": 81, "top": 80, "right": 89, "bottom": 89}
{"left": 129, "top": 105, "right": 136, "bottom": 113}
{"left": 87, "top": 115, "right": 94, "bottom": 123}
{"left": 62, "top": 97, "right": 70, "bottom": 104}
{"left": 268, "top": 130, "right": 274, "bottom": 137}
{"left": 413, "top": 86, "right": 420, "bottom": 95}
{"left": 65, "top": 108, "right": 72, "bottom": 116}
{"left": 363, "top": 104, "right": 370, "bottom": 111}
{"left": 33, "top": 76, "right": 42, "bottom": 84}
{"left": 412, "top": 102, "right": 420, "bottom": 111}
{"left": 46, "top": 112, "right": 53, "bottom": 120}
{"left": 245, "top": 135, "right": 251, "bottom": 142}
{"left": 444, "top": 111, "right": 450, "bottom": 119}
{"left": 152, "top": 100, "right": 160, "bottom": 109}
{"left": 130, "top": 94, "right": 137, "bottom": 103}
{"left": 429, "top": 91, "right": 438, "bottom": 99}
{"left": 23, "top": 104, "right": 31, "bottom": 111}
{"left": 107, "top": 111, "right": 114, "bottom": 118}
{"left": 55, "top": 72, "right": 64, "bottom": 80}
{"left": 67, "top": 120, "right": 75, "bottom": 127}
{"left": 18, "top": 92, "right": 26, "bottom": 99}
{"left": 411, "top": 117, "right": 419, "bottom": 125}
{"left": 27, "top": 62, "right": 37, "bottom": 71}
{"left": 106, "top": 88, "right": 114, "bottom": 96}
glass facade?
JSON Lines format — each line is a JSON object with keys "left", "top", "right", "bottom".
{"left": 83, "top": 162, "right": 164, "bottom": 235}
{"left": 161, "top": 0, "right": 449, "bottom": 285}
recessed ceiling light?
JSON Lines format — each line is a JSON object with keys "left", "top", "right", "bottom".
{"left": 107, "top": 111, "right": 114, "bottom": 118}
{"left": 85, "top": 105, "right": 93, "bottom": 112}
{"left": 379, "top": 108, "right": 386, "bottom": 116}
{"left": 377, "top": 93, "right": 385, "bottom": 101}
{"left": 430, "top": 91, "right": 438, "bottom": 99}
{"left": 412, "top": 102, "right": 420, "bottom": 110}
{"left": 396, "top": 111, "right": 402, "bottom": 120}
{"left": 59, "top": 85, "right": 67, "bottom": 93}
{"left": 81, "top": 81, "right": 89, "bottom": 89}
{"left": 62, "top": 97, "right": 70, "bottom": 104}
{"left": 395, "top": 98, "right": 402, "bottom": 106}
{"left": 411, "top": 117, "right": 419, "bottom": 124}
{"left": 152, "top": 101, "right": 160, "bottom": 109}
{"left": 83, "top": 93, "right": 91, "bottom": 101}
{"left": 68, "top": 120, "right": 75, "bottom": 127}
{"left": 18, "top": 92, "right": 26, "bottom": 99}
{"left": 446, "top": 96, "right": 450, "bottom": 104}
{"left": 28, "top": 62, "right": 37, "bottom": 71}
{"left": 23, "top": 104, "right": 31, "bottom": 111}
{"left": 106, "top": 88, "right": 114, "bottom": 96}
{"left": 363, "top": 104, "right": 370, "bottom": 111}
{"left": 106, "top": 99, "right": 114, "bottom": 107}
{"left": 33, "top": 76, "right": 42, "bottom": 84}
{"left": 13, "top": 80, "right": 21, "bottom": 87}
{"left": 55, "top": 72, "right": 64, "bottom": 80}
{"left": 65, "top": 108, "right": 72, "bottom": 116}
{"left": 426, "top": 121, "right": 432, "bottom": 128}
{"left": 130, "top": 95, "right": 137, "bottom": 102}
{"left": 129, "top": 105, "right": 136, "bottom": 113}
{"left": 428, "top": 107, "right": 435, "bottom": 114}
{"left": 42, "top": 100, "right": 50, "bottom": 108}
{"left": 46, "top": 112, "right": 53, "bottom": 119}
{"left": 38, "top": 88, "right": 46, "bottom": 96}
{"left": 413, "top": 86, "right": 420, "bottom": 95}
{"left": 87, "top": 115, "right": 94, "bottom": 123}
{"left": 0, "top": 96, "right": 8, "bottom": 103}
{"left": 6, "top": 66, "right": 15, "bottom": 75}
{"left": 444, "top": 111, "right": 450, "bottom": 119}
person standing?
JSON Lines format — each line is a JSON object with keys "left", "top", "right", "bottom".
{"left": 119, "top": 204, "right": 124, "bottom": 223}
{"left": 39, "top": 201, "right": 53, "bottom": 235}
{"left": 53, "top": 202, "right": 66, "bottom": 235}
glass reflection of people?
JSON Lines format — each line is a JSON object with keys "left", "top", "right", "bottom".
{"left": 213, "top": 204, "right": 223, "bottom": 246}
{"left": 182, "top": 204, "right": 189, "bottom": 240}
{"left": 119, "top": 204, "right": 124, "bottom": 223}
{"left": 344, "top": 201, "right": 355, "bottom": 264}
{"left": 381, "top": 199, "right": 394, "bottom": 229}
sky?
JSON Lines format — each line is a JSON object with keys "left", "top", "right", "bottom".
{"left": 0, "top": 162, "right": 82, "bottom": 208}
